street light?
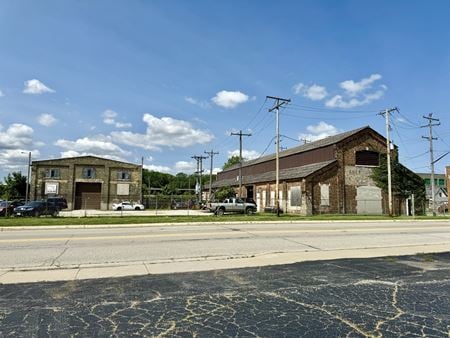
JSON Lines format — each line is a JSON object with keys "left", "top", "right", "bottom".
{"left": 21, "top": 151, "right": 31, "bottom": 203}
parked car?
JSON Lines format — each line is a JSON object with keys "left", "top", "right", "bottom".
{"left": 0, "top": 200, "right": 24, "bottom": 217}
{"left": 47, "top": 196, "right": 68, "bottom": 209}
{"left": 112, "top": 201, "right": 145, "bottom": 211}
{"left": 209, "top": 197, "right": 257, "bottom": 216}
{"left": 13, "top": 201, "right": 60, "bottom": 217}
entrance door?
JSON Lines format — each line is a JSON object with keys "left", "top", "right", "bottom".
{"left": 75, "top": 183, "right": 102, "bottom": 209}
{"left": 246, "top": 185, "right": 254, "bottom": 202}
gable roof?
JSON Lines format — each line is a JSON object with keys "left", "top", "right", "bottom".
{"left": 213, "top": 160, "right": 337, "bottom": 188}
{"left": 224, "top": 125, "right": 382, "bottom": 172}
{"left": 32, "top": 155, "right": 140, "bottom": 168}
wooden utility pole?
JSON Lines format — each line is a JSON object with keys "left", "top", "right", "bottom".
{"left": 422, "top": 113, "right": 440, "bottom": 216}
{"left": 379, "top": 107, "right": 398, "bottom": 217}
{"left": 230, "top": 130, "right": 251, "bottom": 198}
{"left": 267, "top": 96, "right": 291, "bottom": 216}
{"left": 191, "top": 155, "right": 208, "bottom": 204}
{"left": 204, "top": 149, "right": 219, "bottom": 201}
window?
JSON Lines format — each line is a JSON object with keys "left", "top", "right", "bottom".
{"left": 117, "top": 171, "right": 131, "bottom": 180}
{"left": 45, "top": 168, "right": 60, "bottom": 178}
{"left": 439, "top": 179, "right": 445, "bottom": 186}
{"left": 424, "top": 179, "right": 431, "bottom": 185}
{"left": 82, "top": 167, "right": 96, "bottom": 179}
{"left": 117, "top": 183, "right": 130, "bottom": 195}
{"left": 355, "top": 150, "right": 379, "bottom": 166}
{"left": 290, "top": 186, "right": 301, "bottom": 207}
{"left": 320, "top": 183, "right": 330, "bottom": 206}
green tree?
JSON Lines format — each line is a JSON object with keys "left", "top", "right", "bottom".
{"left": 214, "top": 186, "right": 236, "bottom": 201}
{"left": 222, "top": 155, "right": 241, "bottom": 170}
{"left": 372, "top": 154, "right": 426, "bottom": 215}
{"left": 2, "top": 172, "right": 27, "bottom": 200}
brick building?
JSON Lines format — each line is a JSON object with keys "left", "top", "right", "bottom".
{"left": 30, "top": 156, "right": 142, "bottom": 210}
{"left": 213, "top": 126, "right": 417, "bottom": 215}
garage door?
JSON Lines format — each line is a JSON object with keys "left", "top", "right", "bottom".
{"left": 75, "top": 183, "right": 102, "bottom": 210}
{"left": 356, "top": 186, "right": 382, "bottom": 215}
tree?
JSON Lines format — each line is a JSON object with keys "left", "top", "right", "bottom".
{"left": 372, "top": 154, "right": 426, "bottom": 215}
{"left": 222, "top": 155, "right": 241, "bottom": 170}
{"left": 214, "top": 186, "right": 236, "bottom": 201}
{"left": 2, "top": 172, "right": 27, "bottom": 200}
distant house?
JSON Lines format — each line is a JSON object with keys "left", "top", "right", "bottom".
{"left": 213, "top": 126, "right": 421, "bottom": 216}
{"left": 30, "top": 156, "right": 142, "bottom": 210}
{"left": 417, "top": 172, "right": 448, "bottom": 211}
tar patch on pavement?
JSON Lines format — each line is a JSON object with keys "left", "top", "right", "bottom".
{"left": 1, "top": 253, "right": 450, "bottom": 337}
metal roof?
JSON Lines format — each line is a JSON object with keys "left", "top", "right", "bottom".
{"left": 212, "top": 160, "right": 337, "bottom": 188}
{"left": 224, "top": 125, "right": 371, "bottom": 172}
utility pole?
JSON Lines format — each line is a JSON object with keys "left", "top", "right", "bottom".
{"left": 204, "top": 149, "right": 219, "bottom": 201}
{"left": 267, "top": 95, "right": 291, "bottom": 216}
{"left": 140, "top": 156, "right": 144, "bottom": 204}
{"left": 230, "top": 130, "right": 251, "bottom": 198}
{"left": 191, "top": 155, "right": 208, "bottom": 205}
{"left": 422, "top": 113, "right": 440, "bottom": 216}
{"left": 379, "top": 107, "right": 398, "bottom": 217}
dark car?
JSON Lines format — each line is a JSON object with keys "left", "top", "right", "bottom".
{"left": 47, "top": 197, "right": 68, "bottom": 209}
{"left": 0, "top": 200, "right": 24, "bottom": 217}
{"left": 13, "top": 201, "right": 60, "bottom": 217}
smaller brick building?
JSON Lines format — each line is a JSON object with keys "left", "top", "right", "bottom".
{"left": 30, "top": 156, "right": 142, "bottom": 210}
{"left": 213, "top": 126, "right": 417, "bottom": 215}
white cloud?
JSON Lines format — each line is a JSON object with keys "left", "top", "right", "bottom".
{"left": 0, "top": 90, "right": 4, "bottom": 97}
{"left": 102, "top": 109, "right": 132, "bottom": 129}
{"left": 111, "top": 114, "right": 214, "bottom": 151}
{"left": 38, "top": 113, "right": 57, "bottom": 126}
{"left": 144, "top": 164, "right": 172, "bottom": 173}
{"left": 23, "top": 79, "right": 55, "bottom": 94}
{"left": 298, "top": 121, "right": 342, "bottom": 142}
{"left": 325, "top": 74, "right": 386, "bottom": 108}
{"left": 174, "top": 161, "right": 197, "bottom": 172}
{"left": 340, "top": 74, "right": 381, "bottom": 97}
{"left": 54, "top": 135, "right": 130, "bottom": 159}
{"left": 185, "top": 96, "right": 210, "bottom": 109}
{"left": 325, "top": 89, "right": 385, "bottom": 108}
{"left": 0, "top": 123, "right": 34, "bottom": 149}
{"left": 0, "top": 149, "right": 40, "bottom": 173}
{"left": 227, "top": 149, "right": 260, "bottom": 160}
{"left": 293, "top": 83, "right": 328, "bottom": 101}
{"left": 212, "top": 90, "right": 249, "bottom": 109}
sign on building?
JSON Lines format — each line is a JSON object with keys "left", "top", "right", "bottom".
{"left": 45, "top": 182, "right": 59, "bottom": 195}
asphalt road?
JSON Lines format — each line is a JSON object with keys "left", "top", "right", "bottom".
{"left": 1, "top": 221, "right": 450, "bottom": 283}
{"left": 1, "top": 253, "right": 449, "bottom": 337}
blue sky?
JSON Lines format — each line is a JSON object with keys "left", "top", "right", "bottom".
{"left": 1, "top": 1, "right": 450, "bottom": 181}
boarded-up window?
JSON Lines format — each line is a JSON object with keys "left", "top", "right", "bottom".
{"left": 45, "top": 168, "right": 60, "bottom": 178}
{"left": 117, "top": 171, "right": 131, "bottom": 180}
{"left": 355, "top": 151, "right": 379, "bottom": 166}
{"left": 117, "top": 183, "right": 130, "bottom": 195}
{"left": 290, "top": 186, "right": 301, "bottom": 206}
{"left": 320, "top": 183, "right": 330, "bottom": 206}
{"left": 82, "top": 167, "right": 96, "bottom": 179}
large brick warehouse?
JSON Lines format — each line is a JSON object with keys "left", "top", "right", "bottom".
{"left": 30, "top": 156, "right": 142, "bottom": 210}
{"left": 213, "top": 126, "right": 419, "bottom": 215}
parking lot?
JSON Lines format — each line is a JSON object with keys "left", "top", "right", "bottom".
{"left": 1, "top": 253, "right": 449, "bottom": 337}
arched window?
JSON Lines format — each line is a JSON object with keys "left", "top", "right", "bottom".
{"left": 355, "top": 150, "right": 379, "bottom": 166}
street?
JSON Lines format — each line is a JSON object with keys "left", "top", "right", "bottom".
{"left": 1, "top": 253, "right": 449, "bottom": 337}
{"left": 0, "top": 220, "right": 450, "bottom": 283}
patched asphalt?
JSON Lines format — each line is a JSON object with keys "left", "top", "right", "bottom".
{"left": 1, "top": 253, "right": 449, "bottom": 337}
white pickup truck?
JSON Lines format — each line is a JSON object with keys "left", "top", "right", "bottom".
{"left": 209, "top": 198, "right": 257, "bottom": 216}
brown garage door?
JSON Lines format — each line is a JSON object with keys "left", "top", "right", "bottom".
{"left": 75, "top": 183, "right": 102, "bottom": 210}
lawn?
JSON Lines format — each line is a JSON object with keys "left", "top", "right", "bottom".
{"left": 0, "top": 213, "right": 448, "bottom": 227}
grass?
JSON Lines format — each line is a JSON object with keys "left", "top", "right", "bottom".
{"left": 0, "top": 213, "right": 448, "bottom": 227}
